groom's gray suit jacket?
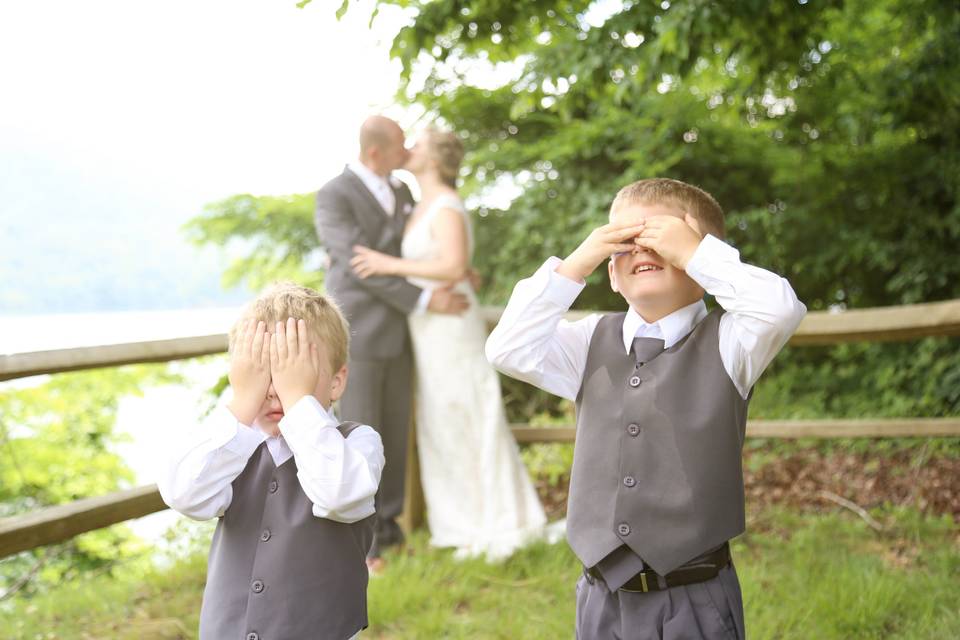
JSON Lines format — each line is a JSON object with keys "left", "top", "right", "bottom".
{"left": 315, "top": 167, "right": 420, "bottom": 357}
{"left": 315, "top": 167, "right": 419, "bottom": 532}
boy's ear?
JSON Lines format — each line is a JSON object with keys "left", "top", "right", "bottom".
{"left": 329, "top": 364, "right": 349, "bottom": 403}
{"left": 608, "top": 259, "right": 620, "bottom": 293}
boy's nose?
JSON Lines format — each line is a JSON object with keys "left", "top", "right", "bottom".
{"left": 266, "top": 381, "right": 277, "bottom": 400}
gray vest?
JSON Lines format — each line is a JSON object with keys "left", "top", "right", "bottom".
{"left": 199, "top": 422, "right": 374, "bottom": 640}
{"left": 568, "top": 310, "right": 749, "bottom": 576}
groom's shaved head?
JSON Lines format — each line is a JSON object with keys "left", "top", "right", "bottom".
{"left": 360, "top": 115, "right": 403, "bottom": 155}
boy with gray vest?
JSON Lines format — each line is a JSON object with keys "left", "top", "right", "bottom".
{"left": 160, "top": 282, "right": 384, "bottom": 640}
{"left": 486, "top": 178, "right": 806, "bottom": 639}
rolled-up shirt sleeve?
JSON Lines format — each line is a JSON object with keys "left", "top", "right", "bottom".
{"left": 158, "top": 405, "right": 266, "bottom": 521}
{"left": 279, "top": 396, "right": 384, "bottom": 523}
{"left": 485, "top": 257, "right": 601, "bottom": 402}
{"left": 686, "top": 234, "right": 807, "bottom": 398}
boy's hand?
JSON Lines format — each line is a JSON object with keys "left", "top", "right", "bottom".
{"left": 270, "top": 318, "right": 322, "bottom": 412}
{"left": 634, "top": 214, "right": 704, "bottom": 270}
{"left": 556, "top": 220, "right": 648, "bottom": 282}
{"left": 227, "top": 320, "right": 271, "bottom": 426}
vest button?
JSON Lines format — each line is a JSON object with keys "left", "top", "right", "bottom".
{"left": 629, "top": 375, "right": 641, "bottom": 388}
{"left": 617, "top": 523, "right": 631, "bottom": 536}
{"left": 627, "top": 423, "right": 640, "bottom": 436}
{"left": 260, "top": 529, "right": 271, "bottom": 542}
{"left": 269, "top": 479, "right": 279, "bottom": 493}
{"left": 623, "top": 476, "right": 636, "bottom": 487}
{"left": 251, "top": 579, "right": 264, "bottom": 594}
{"left": 246, "top": 634, "right": 259, "bottom": 640}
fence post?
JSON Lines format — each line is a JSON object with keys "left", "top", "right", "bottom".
{"left": 398, "top": 405, "right": 426, "bottom": 535}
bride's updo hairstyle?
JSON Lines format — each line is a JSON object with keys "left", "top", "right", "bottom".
{"left": 426, "top": 127, "right": 465, "bottom": 187}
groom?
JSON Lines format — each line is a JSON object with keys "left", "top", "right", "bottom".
{"left": 315, "top": 115, "right": 468, "bottom": 568}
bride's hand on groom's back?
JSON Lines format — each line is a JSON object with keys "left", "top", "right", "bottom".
{"left": 464, "top": 268, "right": 483, "bottom": 292}
{"left": 428, "top": 286, "right": 469, "bottom": 315}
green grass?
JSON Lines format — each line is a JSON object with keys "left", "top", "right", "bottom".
{"left": 2, "top": 508, "right": 958, "bottom": 639}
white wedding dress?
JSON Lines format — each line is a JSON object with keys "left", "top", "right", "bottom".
{"left": 403, "top": 193, "right": 548, "bottom": 560}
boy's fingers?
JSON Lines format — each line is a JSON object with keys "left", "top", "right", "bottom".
{"left": 260, "top": 331, "right": 272, "bottom": 366}
{"left": 275, "top": 322, "right": 287, "bottom": 360}
{"left": 606, "top": 218, "right": 646, "bottom": 231}
{"left": 634, "top": 236, "right": 658, "bottom": 249}
{"left": 610, "top": 243, "right": 637, "bottom": 256}
{"left": 297, "top": 319, "right": 308, "bottom": 354}
{"left": 251, "top": 321, "right": 265, "bottom": 359}
{"left": 238, "top": 319, "right": 251, "bottom": 353}
{"left": 286, "top": 317, "right": 299, "bottom": 354}
{"left": 269, "top": 333, "right": 279, "bottom": 367}
{"left": 603, "top": 226, "right": 646, "bottom": 244}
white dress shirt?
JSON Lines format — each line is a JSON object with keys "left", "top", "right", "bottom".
{"left": 158, "top": 395, "right": 384, "bottom": 524}
{"left": 486, "top": 234, "right": 807, "bottom": 401}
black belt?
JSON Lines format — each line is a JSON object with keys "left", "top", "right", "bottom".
{"left": 584, "top": 544, "right": 731, "bottom": 594}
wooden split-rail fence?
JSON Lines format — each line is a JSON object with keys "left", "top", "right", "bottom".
{"left": 1, "top": 299, "right": 959, "bottom": 559}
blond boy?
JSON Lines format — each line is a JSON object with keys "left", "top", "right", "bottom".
{"left": 487, "top": 178, "right": 806, "bottom": 639}
{"left": 160, "top": 282, "right": 383, "bottom": 640}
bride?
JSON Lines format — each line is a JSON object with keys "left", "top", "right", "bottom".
{"left": 350, "top": 127, "right": 547, "bottom": 560}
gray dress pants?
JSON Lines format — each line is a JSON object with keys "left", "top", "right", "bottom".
{"left": 337, "top": 350, "right": 413, "bottom": 554}
{"left": 575, "top": 563, "right": 745, "bottom": 640}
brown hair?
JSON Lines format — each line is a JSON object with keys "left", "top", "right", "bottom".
{"left": 426, "top": 127, "right": 465, "bottom": 187}
{"left": 611, "top": 178, "right": 725, "bottom": 239}
{"left": 229, "top": 282, "right": 350, "bottom": 373}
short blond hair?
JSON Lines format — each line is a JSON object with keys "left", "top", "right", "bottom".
{"left": 611, "top": 178, "right": 725, "bottom": 239}
{"left": 229, "top": 282, "right": 350, "bottom": 373}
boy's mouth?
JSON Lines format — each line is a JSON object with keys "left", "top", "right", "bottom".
{"left": 265, "top": 410, "right": 285, "bottom": 421}
{"left": 631, "top": 262, "right": 663, "bottom": 275}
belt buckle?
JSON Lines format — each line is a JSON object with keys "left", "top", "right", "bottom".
{"left": 620, "top": 570, "right": 651, "bottom": 593}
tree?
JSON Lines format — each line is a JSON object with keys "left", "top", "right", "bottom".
{"left": 189, "top": 0, "right": 960, "bottom": 417}
{"left": 0, "top": 366, "right": 180, "bottom": 597}
{"left": 371, "top": 0, "right": 959, "bottom": 311}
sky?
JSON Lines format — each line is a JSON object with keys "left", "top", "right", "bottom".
{"left": 0, "top": 0, "right": 421, "bottom": 316}
{"left": 1, "top": 0, "right": 414, "bottom": 201}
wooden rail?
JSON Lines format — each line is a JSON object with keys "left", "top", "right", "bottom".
{"left": 2, "top": 299, "right": 958, "bottom": 559}
{"left": 0, "top": 485, "right": 166, "bottom": 558}
{"left": 4, "top": 417, "right": 958, "bottom": 559}
{"left": 4, "top": 299, "right": 960, "bottom": 381}
{"left": 0, "top": 335, "right": 227, "bottom": 382}
{"left": 511, "top": 417, "right": 960, "bottom": 443}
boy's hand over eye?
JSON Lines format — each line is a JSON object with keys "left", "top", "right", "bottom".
{"left": 557, "top": 220, "right": 647, "bottom": 283}
{"left": 227, "top": 319, "right": 272, "bottom": 426}
{"left": 270, "top": 318, "right": 322, "bottom": 412}
{"left": 634, "top": 214, "right": 703, "bottom": 270}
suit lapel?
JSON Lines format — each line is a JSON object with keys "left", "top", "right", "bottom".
{"left": 390, "top": 183, "right": 410, "bottom": 235}
{"left": 343, "top": 167, "right": 391, "bottom": 221}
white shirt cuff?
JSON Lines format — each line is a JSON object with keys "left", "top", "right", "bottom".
{"left": 216, "top": 407, "right": 268, "bottom": 457}
{"left": 685, "top": 234, "right": 740, "bottom": 286}
{"left": 279, "top": 395, "right": 339, "bottom": 440}
{"left": 543, "top": 256, "right": 587, "bottom": 308}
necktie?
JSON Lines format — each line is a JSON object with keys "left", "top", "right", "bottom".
{"left": 632, "top": 336, "right": 665, "bottom": 366}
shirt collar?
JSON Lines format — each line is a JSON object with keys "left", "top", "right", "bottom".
{"left": 348, "top": 160, "right": 399, "bottom": 190}
{"left": 264, "top": 435, "right": 293, "bottom": 467}
{"left": 620, "top": 299, "right": 708, "bottom": 353}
